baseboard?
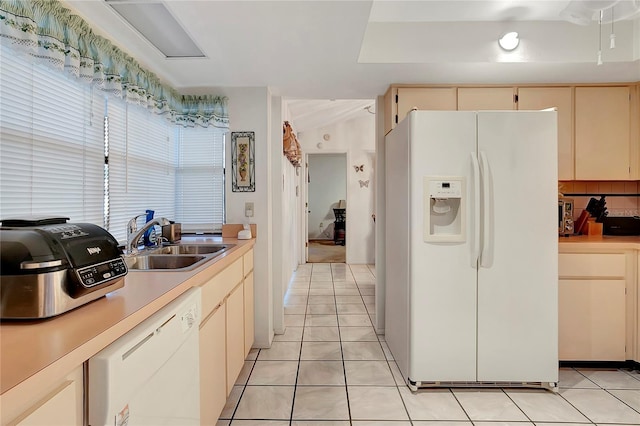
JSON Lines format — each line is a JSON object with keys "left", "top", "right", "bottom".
{"left": 560, "top": 360, "right": 640, "bottom": 369}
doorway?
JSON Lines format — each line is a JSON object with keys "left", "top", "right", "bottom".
{"left": 306, "top": 153, "right": 346, "bottom": 263}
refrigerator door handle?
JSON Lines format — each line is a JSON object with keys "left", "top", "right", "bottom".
{"left": 479, "top": 151, "right": 492, "bottom": 268}
{"left": 470, "top": 152, "right": 481, "bottom": 267}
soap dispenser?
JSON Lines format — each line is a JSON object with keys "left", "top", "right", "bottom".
{"left": 238, "top": 224, "right": 252, "bottom": 240}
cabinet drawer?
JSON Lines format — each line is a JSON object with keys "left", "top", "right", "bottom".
{"left": 559, "top": 253, "right": 626, "bottom": 278}
{"left": 200, "top": 258, "right": 243, "bottom": 318}
{"left": 243, "top": 250, "right": 253, "bottom": 276}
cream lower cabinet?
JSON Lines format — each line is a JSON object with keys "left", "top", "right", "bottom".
{"left": 199, "top": 303, "right": 227, "bottom": 426}
{"left": 558, "top": 251, "right": 630, "bottom": 361}
{"left": 4, "top": 366, "right": 83, "bottom": 426}
{"left": 559, "top": 279, "right": 626, "bottom": 361}
{"left": 198, "top": 248, "right": 253, "bottom": 423}
{"left": 244, "top": 271, "right": 254, "bottom": 357}
{"left": 225, "top": 283, "right": 245, "bottom": 395}
{"left": 243, "top": 249, "right": 255, "bottom": 357}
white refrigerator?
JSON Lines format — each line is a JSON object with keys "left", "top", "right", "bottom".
{"left": 385, "top": 110, "right": 558, "bottom": 390}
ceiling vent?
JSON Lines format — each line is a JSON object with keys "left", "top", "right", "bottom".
{"left": 105, "top": 0, "right": 205, "bottom": 58}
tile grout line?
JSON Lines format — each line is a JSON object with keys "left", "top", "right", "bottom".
{"left": 603, "top": 387, "right": 640, "bottom": 415}
{"left": 350, "top": 264, "right": 413, "bottom": 424}
{"left": 227, "top": 348, "right": 260, "bottom": 423}
{"left": 564, "top": 367, "right": 608, "bottom": 424}
{"left": 336, "top": 263, "right": 355, "bottom": 425}
{"left": 287, "top": 266, "right": 313, "bottom": 424}
{"left": 448, "top": 388, "right": 473, "bottom": 424}
{"left": 500, "top": 388, "right": 534, "bottom": 423}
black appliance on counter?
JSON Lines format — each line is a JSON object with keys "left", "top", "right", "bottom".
{"left": 603, "top": 216, "right": 640, "bottom": 236}
{"left": 0, "top": 217, "right": 127, "bottom": 319}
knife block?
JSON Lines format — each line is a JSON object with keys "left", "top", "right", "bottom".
{"left": 586, "top": 220, "right": 603, "bottom": 236}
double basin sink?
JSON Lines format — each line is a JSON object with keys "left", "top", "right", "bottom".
{"left": 125, "top": 243, "right": 234, "bottom": 271}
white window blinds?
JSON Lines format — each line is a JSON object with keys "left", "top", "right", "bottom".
{"left": 0, "top": 44, "right": 103, "bottom": 223}
{"left": 106, "top": 99, "right": 176, "bottom": 243}
{"left": 176, "top": 128, "right": 225, "bottom": 232}
{"left": 1, "top": 43, "right": 224, "bottom": 241}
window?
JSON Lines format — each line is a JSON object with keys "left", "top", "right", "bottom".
{"left": 0, "top": 44, "right": 224, "bottom": 243}
{"left": 106, "top": 98, "right": 176, "bottom": 243}
{"left": 0, "top": 44, "right": 103, "bottom": 223}
{"left": 176, "top": 128, "right": 225, "bottom": 233}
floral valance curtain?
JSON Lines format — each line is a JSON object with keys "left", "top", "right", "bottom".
{"left": 0, "top": 0, "right": 228, "bottom": 129}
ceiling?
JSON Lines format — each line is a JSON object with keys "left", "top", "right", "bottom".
{"left": 65, "top": 0, "right": 640, "bottom": 130}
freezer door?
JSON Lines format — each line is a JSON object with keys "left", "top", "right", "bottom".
{"left": 407, "top": 111, "right": 478, "bottom": 382}
{"left": 476, "top": 111, "right": 558, "bottom": 383}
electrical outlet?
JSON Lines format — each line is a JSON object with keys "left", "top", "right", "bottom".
{"left": 245, "top": 202, "right": 254, "bottom": 217}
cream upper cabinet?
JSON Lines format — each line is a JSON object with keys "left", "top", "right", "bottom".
{"left": 517, "top": 87, "right": 574, "bottom": 180}
{"left": 575, "top": 86, "right": 631, "bottom": 180}
{"left": 457, "top": 87, "right": 515, "bottom": 110}
{"left": 631, "top": 84, "right": 640, "bottom": 179}
{"left": 385, "top": 87, "right": 457, "bottom": 134}
{"left": 396, "top": 87, "right": 457, "bottom": 124}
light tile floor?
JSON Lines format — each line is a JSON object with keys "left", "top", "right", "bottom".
{"left": 217, "top": 263, "right": 640, "bottom": 425}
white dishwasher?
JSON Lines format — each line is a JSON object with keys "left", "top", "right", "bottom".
{"left": 89, "top": 287, "right": 201, "bottom": 426}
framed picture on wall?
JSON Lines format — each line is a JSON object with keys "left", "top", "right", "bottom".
{"left": 231, "top": 131, "right": 255, "bottom": 192}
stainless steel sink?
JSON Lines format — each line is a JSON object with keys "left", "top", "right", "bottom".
{"left": 125, "top": 243, "right": 236, "bottom": 271}
{"left": 152, "top": 244, "right": 233, "bottom": 255}
{"left": 125, "top": 255, "right": 207, "bottom": 270}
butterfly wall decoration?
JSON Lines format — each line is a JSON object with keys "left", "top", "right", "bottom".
{"left": 353, "top": 164, "right": 364, "bottom": 172}
{"left": 358, "top": 179, "right": 370, "bottom": 188}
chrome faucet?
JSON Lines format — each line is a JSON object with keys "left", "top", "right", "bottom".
{"left": 126, "top": 216, "right": 170, "bottom": 254}
{"left": 126, "top": 213, "right": 148, "bottom": 248}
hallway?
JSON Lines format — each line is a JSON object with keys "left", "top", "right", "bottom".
{"left": 307, "top": 241, "right": 347, "bottom": 263}
{"left": 217, "top": 263, "right": 640, "bottom": 425}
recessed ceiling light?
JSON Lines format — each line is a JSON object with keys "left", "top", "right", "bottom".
{"left": 498, "top": 32, "right": 520, "bottom": 51}
{"left": 106, "top": 1, "right": 205, "bottom": 58}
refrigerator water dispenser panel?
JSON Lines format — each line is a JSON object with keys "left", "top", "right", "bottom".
{"left": 424, "top": 177, "right": 465, "bottom": 242}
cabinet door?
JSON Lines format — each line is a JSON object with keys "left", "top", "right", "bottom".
{"left": 226, "top": 283, "right": 245, "bottom": 395}
{"left": 199, "top": 303, "right": 227, "bottom": 425}
{"left": 244, "top": 271, "right": 254, "bottom": 357}
{"left": 14, "top": 382, "right": 79, "bottom": 426}
{"left": 396, "top": 87, "right": 457, "bottom": 126}
{"left": 10, "top": 367, "right": 83, "bottom": 426}
{"left": 457, "top": 87, "right": 515, "bottom": 110}
{"left": 575, "top": 86, "right": 631, "bottom": 180}
{"left": 518, "top": 87, "right": 574, "bottom": 180}
{"left": 559, "top": 279, "right": 626, "bottom": 361}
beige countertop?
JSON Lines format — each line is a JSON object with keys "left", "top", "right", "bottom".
{"left": 559, "top": 235, "right": 640, "bottom": 250}
{"left": 0, "top": 236, "right": 255, "bottom": 397}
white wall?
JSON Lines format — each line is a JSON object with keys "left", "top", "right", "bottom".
{"left": 299, "top": 114, "right": 376, "bottom": 264}
{"left": 217, "top": 87, "right": 274, "bottom": 348}
{"left": 308, "top": 154, "right": 346, "bottom": 239}
{"left": 282, "top": 157, "right": 299, "bottom": 293}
